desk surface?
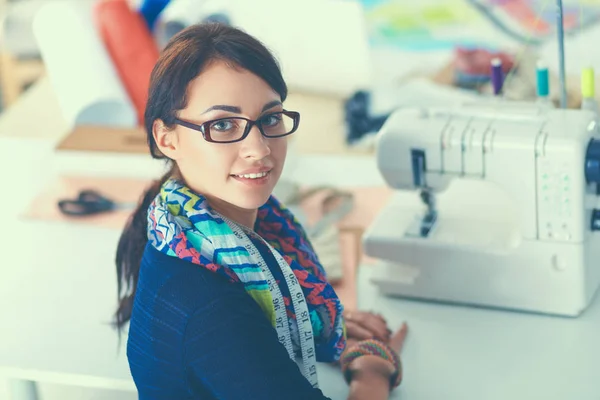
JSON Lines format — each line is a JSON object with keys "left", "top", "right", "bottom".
{"left": 2, "top": 211, "right": 600, "bottom": 400}
{"left": 1, "top": 83, "right": 600, "bottom": 400}
{"left": 360, "top": 264, "right": 600, "bottom": 400}
{"left": 2, "top": 138, "right": 600, "bottom": 400}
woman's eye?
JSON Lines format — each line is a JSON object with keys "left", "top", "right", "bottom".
{"left": 211, "top": 119, "right": 235, "bottom": 131}
{"left": 261, "top": 114, "right": 282, "bottom": 127}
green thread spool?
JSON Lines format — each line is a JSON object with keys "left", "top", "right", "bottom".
{"left": 582, "top": 67, "right": 595, "bottom": 99}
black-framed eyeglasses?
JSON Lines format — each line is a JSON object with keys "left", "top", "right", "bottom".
{"left": 174, "top": 110, "right": 300, "bottom": 144}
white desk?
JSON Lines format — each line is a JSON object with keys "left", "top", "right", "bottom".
{"left": 359, "top": 266, "right": 600, "bottom": 400}
{"left": 3, "top": 138, "right": 600, "bottom": 400}
{"left": 2, "top": 80, "right": 600, "bottom": 400}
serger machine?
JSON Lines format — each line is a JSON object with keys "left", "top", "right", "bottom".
{"left": 363, "top": 103, "right": 600, "bottom": 316}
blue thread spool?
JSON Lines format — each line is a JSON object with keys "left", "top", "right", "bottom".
{"left": 536, "top": 61, "right": 549, "bottom": 98}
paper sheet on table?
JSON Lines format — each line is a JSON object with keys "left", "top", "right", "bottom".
{"left": 21, "top": 176, "right": 149, "bottom": 230}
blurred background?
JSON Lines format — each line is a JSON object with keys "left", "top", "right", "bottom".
{"left": 3, "top": 0, "right": 600, "bottom": 148}
{"left": 3, "top": 0, "right": 600, "bottom": 146}
{"left": 1, "top": 0, "right": 600, "bottom": 399}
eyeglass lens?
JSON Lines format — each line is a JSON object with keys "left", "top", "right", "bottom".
{"left": 207, "top": 112, "right": 295, "bottom": 142}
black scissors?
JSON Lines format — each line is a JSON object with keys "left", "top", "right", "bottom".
{"left": 57, "top": 189, "right": 134, "bottom": 216}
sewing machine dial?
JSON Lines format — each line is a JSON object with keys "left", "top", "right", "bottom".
{"left": 585, "top": 138, "right": 600, "bottom": 184}
{"left": 585, "top": 138, "right": 600, "bottom": 231}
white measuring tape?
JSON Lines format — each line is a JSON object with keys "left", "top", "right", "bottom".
{"left": 223, "top": 216, "right": 319, "bottom": 388}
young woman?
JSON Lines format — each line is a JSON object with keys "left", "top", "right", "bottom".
{"left": 114, "top": 23, "right": 407, "bottom": 399}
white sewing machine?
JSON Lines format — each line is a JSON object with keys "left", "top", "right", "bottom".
{"left": 363, "top": 102, "right": 600, "bottom": 317}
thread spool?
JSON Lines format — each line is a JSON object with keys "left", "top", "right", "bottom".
{"left": 491, "top": 57, "right": 504, "bottom": 96}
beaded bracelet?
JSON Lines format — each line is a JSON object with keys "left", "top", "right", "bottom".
{"left": 339, "top": 339, "right": 402, "bottom": 389}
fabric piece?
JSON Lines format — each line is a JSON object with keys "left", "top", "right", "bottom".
{"left": 94, "top": 0, "right": 160, "bottom": 124}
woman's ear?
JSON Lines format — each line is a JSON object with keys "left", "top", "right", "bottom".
{"left": 153, "top": 119, "right": 180, "bottom": 160}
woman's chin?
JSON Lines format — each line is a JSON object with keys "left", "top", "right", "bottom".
{"left": 233, "top": 191, "right": 274, "bottom": 210}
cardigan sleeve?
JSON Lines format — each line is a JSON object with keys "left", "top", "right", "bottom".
{"left": 182, "top": 289, "right": 332, "bottom": 399}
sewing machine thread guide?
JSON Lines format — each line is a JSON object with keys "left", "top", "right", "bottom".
{"left": 411, "top": 148, "right": 427, "bottom": 187}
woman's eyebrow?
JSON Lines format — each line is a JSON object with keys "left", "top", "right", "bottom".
{"left": 261, "top": 100, "right": 283, "bottom": 112}
{"left": 201, "top": 105, "right": 241, "bottom": 114}
{"left": 201, "top": 101, "right": 282, "bottom": 115}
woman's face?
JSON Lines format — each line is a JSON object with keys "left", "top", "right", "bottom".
{"left": 154, "top": 60, "right": 288, "bottom": 219}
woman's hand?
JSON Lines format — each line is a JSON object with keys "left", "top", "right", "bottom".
{"left": 345, "top": 323, "right": 408, "bottom": 400}
{"left": 347, "top": 322, "right": 408, "bottom": 374}
{"left": 389, "top": 321, "right": 408, "bottom": 353}
{"left": 344, "top": 309, "right": 391, "bottom": 343}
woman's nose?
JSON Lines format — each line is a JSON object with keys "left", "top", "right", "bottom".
{"left": 240, "top": 125, "right": 271, "bottom": 159}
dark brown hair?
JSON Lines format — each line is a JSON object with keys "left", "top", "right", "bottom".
{"left": 114, "top": 23, "right": 288, "bottom": 330}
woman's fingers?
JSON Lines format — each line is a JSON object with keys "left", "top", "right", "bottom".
{"left": 373, "top": 312, "right": 388, "bottom": 325}
{"left": 346, "top": 321, "right": 375, "bottom": 341}
{"left": 345, "top": 310, "right": 391, "bottom": 341}
{"left": 389, "top": 322, "right": 408, "bottom": 353}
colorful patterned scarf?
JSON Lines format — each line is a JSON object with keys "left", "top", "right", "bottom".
{"left": 147, "top": 178, "right": 346, "bottom": 362}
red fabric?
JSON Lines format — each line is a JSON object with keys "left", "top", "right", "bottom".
{"left": 94, "top": 0, "right": 159, "bottom": 125}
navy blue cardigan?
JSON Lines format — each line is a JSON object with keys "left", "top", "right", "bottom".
{"left": 126, "top": 243, "right": 332, "bottom": 399}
